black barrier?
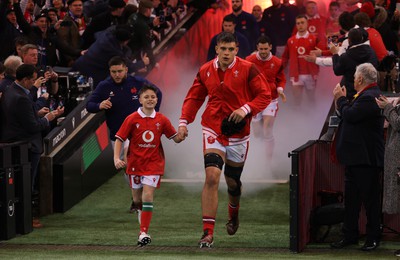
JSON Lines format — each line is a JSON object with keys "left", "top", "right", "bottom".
{"left": 0, "top": 142, "right": 32, "bottom": 240}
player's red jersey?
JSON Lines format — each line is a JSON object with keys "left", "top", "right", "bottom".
{"left": 115, "top": 108, "right": 177, "bottom": 176}
{"left": 180, "top": 57, "right": 271, "bottom": 146}
{"left": 282, "top": 31, "right": 322, "bottom": 81}
{"left": 246, "top": 52, "right": 286, "bottom": 100}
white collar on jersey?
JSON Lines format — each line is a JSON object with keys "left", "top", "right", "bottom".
{"left": 296, "top": 31, "right": 310, "bottom": 39}
{"left": 138, "top": 107, "right": 156, "bottom": 118}
{"left": 256, "top": 51, "right": 272, "bottom": 61}
{"left": 306, "top": 14, "right": 321, "bottom": 19}
{"left": 213, "top": 56, "right": 237, "bottom": 70}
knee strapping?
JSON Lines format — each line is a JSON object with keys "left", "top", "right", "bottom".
{"left": 204, "top": 153, "right": 224, "bottom": 170}
{"left": 224, "top": 165, "right": 243, "bottom": 196}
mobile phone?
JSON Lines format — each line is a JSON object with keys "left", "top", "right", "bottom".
{"left": 46, "top": 66, "right": 53, "bottom": 73}
{"left": 159, "top": 14, "right": 165, "bottom": 23}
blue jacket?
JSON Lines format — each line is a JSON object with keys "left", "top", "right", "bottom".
{"left": 86, "top": 75, "right": 162, "bottom": 140}
{"left": 72, "top": 29, "right": 143, "bottom": 87}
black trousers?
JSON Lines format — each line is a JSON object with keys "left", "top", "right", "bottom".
{"left": 343, "top": 165, "right": 381, "bottom": 242}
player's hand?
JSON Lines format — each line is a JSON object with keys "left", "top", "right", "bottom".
{"left": 114, "top": 158, "right": 126, "bottom": 170}
{"left": 178, "top": 125, "right": 188, "bottom": 140}
{"left": 279, "top": 92, "right": 287, "bottom": 103}
{"left": 229, "top": 108, "right": 246, "bottom": 124}
{"left": 99, "top": 97, "right": 112, "bottom": 110}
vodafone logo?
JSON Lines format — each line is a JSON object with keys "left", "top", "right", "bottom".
{"left": 142, "top": 130, "right": 154, "bottom": 143}
{"left": 297, "top": 47, "right": 306, "bottom": 55}
{"left": 207, "top": 136, "right": 215, "bottom": 144}
{"left": 309, "top": 25, "right": 316, "bottom": 33}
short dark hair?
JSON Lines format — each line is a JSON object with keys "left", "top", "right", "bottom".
{"left": 339, "top": 11, "right": 355, "bottom": 32}
{"left": 14, "top": 36, "right": 30, "bottom": 47}
{"left": 329, "top": 1, "right": 340, "bottom": 8}
{"left": 216, "top": 32, "right": 237, "bottom": 45}
{"left": 138, "top": 84, "right": 158, "bottom": 97}
{"left": 354, "top": 12, "right": 372, "bottom": 28}
{"left": 348, "top": 27, "right": 368, "bottom": 46}
{"left": 257, "top": 35, "right": 272, "bottom": 45}
{"left": 223, "top": 14, "right": 236, "bottom": 24}
{"left": 16, "top": 64, "right": 36, "bottom": 80}
{"left": 296, "top": 14, "right": 307, "bottom": 20}
{"left": 108, "top": 56, "right": 127, "bottom": 67}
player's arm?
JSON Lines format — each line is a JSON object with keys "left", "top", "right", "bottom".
{"left": 113, "top": 139, "right": 126, "bottom": 170}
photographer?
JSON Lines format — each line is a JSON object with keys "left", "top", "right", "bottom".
{"left": 20, "top": 44, "right": 59, "bottom": 110}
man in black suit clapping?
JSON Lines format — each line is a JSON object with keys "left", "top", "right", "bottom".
{"left": 331, "top": 62, "right": 384, "bottom": 251}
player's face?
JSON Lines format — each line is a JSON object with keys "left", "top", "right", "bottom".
{"left": 216, "top": 41, "right": 238, "bottom": 69}
{"left": 296, "top": 17, "right": 308, "bottom": 33}
{"left": 139, "top": 89, "right": 158, "bottom": 109}
{"left": 329, "top": 6, "right": 340, "bottom": 18}
{"left": 271, "top": 0, "right": 280, "bottom": 7}
{"left": 222, "top": 21, "right": 235, "bottom": 34}
{"left": 306, "top": 3, "right": 318, "bottom": 17}
{"left": 257, "top": 42, "right": 272, "bottom": 59}
{"left": 252, "top": 5, "right": 262, "bottom": 20}
{"left": 231, "top": 0, "right": 242, "bottom": 12}
{"left": 109, "top": 64, "right": 128, "bottom": 84}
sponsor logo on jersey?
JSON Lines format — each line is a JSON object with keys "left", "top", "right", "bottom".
{"left": 139, "top": 130, "right": 156, "bottom": 148}
{"left": 309, "top": 25, "right": 316, "bottom": 33}
{"left": 297, "top": 46, "right": 306, "bottom": 55}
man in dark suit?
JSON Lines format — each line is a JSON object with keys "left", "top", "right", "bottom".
{"left": 331, "top": 62, "right": 384, "bottom": 251}
{"left": 0, "top": 64, "right": 63, "bottom": 227}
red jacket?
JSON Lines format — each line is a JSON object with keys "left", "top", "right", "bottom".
{"left": 180, "top": 57, "right": 271, "bottom": 145}
{"left": 366, "top": 27, "right": 388, "bottom": 61}
{"left": 246, "top": 52, "right": 286, "bottom": 100}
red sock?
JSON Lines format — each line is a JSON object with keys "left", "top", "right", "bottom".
{"left": 140, "top": 202, "right": 153, "bottom": 233}
{"left": 202, "top": 216, "right": 215, "bottom": 236}
{"left": 228, "top": 202, "right": 240, "bottom": 219}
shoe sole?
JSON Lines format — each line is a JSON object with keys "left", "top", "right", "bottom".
{"left": 137, "top": 237, "right": 151, "bottom": 247}
{"left": 199, "top": 241, "right": 214, "bottom": 248}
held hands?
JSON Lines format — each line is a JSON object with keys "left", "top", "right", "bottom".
{"left": 99, "top": 97, "right": 112, "bottom": 110}
{"left": 177, "top": 125, "right": 188, "bottom": 141}
{"left": 114, "top": 158, "right": 127, "bottom": 170}
{"left": 333, "top": 83, "right": 346, "bottom": 100}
